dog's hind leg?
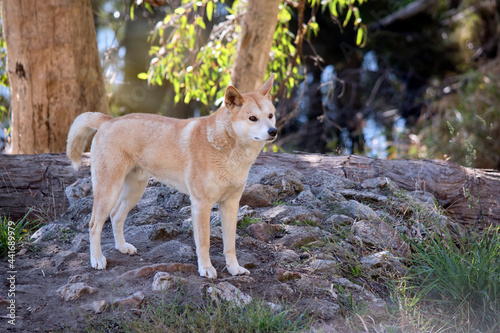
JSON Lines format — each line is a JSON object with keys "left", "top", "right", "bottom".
{"left": 110, "top": 167, "right": 148, "bottom": 255}
{"left": 219, "top": 188, "right": 250, "bottom": 276}
{"left": 89, "top": 166, "right": 127, "bottom": 270}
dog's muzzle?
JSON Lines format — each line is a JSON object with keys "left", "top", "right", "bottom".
{"left": 268, "top": 127, "right": 278, "bottom": 138}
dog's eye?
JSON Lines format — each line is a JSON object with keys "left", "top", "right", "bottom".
{"left": 249, "top": 116, "right": 258, "bottom": 122}
{"left": 268, "top": 114, "right": 273, "bottom": 119}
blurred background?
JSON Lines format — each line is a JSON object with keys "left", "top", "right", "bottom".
{"left": 1, "top": 0, "right": 499, "bottom": 169}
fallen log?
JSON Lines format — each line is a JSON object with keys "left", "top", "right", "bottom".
{"left": 1, "top": 152, "right": 498, "bottom": 226}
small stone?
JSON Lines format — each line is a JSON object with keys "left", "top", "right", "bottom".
{"left": 145, "top": 240, "right": 195, "bottom": 261}
{"left": 239, "top": 184, "right": 278, "bottom": 207}
{"left": 65, "top": 178, "right": 93, "bottom": 205}
{"left": 56, "top": 282, "right": 97, "bottom": 301}
{"left": 332, "top": 200, "right": 380, "bottom": 221}
{"left": 275, "top": 267, "right": 301, "bottom": 282}
{"left": 308, "top": 259, "right": 339, "bottom": 274}
{"left": 260, "top": 205, "right": 323, "bottom": 225}
{"left": 151, "top": 272, "right": 184, "bottom": 291}
{"left": 54, "top": 250, "right": 77, "bottom": 269}
{"left": 339, "top": 189, "right": 389, "bottom": 203}
{"left": 316, "top": 188, "right": 346, "bottom": 203}
{"left": 112, "top": 291, "right": 145, "bottom": 308}
{"left": 207, "top": 282, "right": 253, "bottom": 307}
{"left": 148, "top": 224, "right": 182, "bottom": 241}
{"left": 352, "top": 220, "right": 409, "bottom": 256}
{"left": 291, "top": 190, "right": 322, "bottom": 209}
{"left": 83, "top": 300, "right": 108, "bottom": 314}
{"left": 276, "top": 249, "right": 300, "bottom": 262}
{"left": 274, "top": 225, "right": 328, "bottom": 249}
{"left": 246, "top": 222, "right": 282, "bottom": 242}
{"left": 361, "top": 177, "right": 399, "bottom": 192}
{"left": 260, "top": 169, "right": 305, "bottom": 198}
{"left": 326, "top": 214, "right": 354, "bottom": 227}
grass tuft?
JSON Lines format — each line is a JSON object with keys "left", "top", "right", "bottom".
{"left": 0, "top": 211, "right": 40, "bottom": 256}
{"left": 405, "top": 226, "right": 500, "bottom": 331}
{"left": 87, "top": 294, "right": 312, "bottom": 333}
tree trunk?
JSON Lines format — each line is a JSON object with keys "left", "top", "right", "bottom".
{"left": 1, "top": 153, "right": 499, "bottom": 228}
{"left": 1, "top": 0, "right": 109, "bottom": 154}
{"left": 230, "top": 0, "right": 281, "bottom": 92}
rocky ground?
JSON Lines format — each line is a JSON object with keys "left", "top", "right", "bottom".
{"left": 1, "top": 162, "right": 462, "bottom": 332}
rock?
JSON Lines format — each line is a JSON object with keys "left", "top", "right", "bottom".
{"left": 128, "top": 206, "right": 170, "bottom": 226}
{"left": 352, "top": 220, "right": 409, "bottom": 256}
{"left": 237, "top": 205, "right": 256, "bottom": 223}
{"left": 308, "top": 170, "right": 356, "bottom": 193}
{"left": 54, "top": 250, "right": 77, "bottom": 269}
{"left": 290, "top": 190, "right": 323, "bottom": 209}
{"left": 274, "top": 225, "right": 328, "bottom": 249}
{"left": 316, "top": 188, "right": 346, "bottom": 203}
{"left": 260, "top": 205, "right": 323, "bottom": 225}
{"left": 152, "top": 272, "right": 186, "bottom": 291}
{"left": 325, "top": 214, "right": 354, "bottom": 227}
{"left": 267, "top": 282, "right": 295, "bottom": 300}
{"left": 332, "top": 200, "right": 380, "bottom": 221}
{"left": 82, "top": 300, "right": 108, "bottom": 314}
{"left": 70, "top": 233, "right": 89, "bottom": 252}
{"left": 119, "top": 263, "right": 198, "bottom": 279}
{"left": 307, "top": 259, "right": 339, "bottom": 274}
{"left": 360, "top": 250, "right": 405, "bottom": 273}
{"left": 304, "top": 299, "right": 340, "bottom": 320}
{"left": 31, "top": 223, "right": 66, "bottom": 243}
{"left": 239, "top": 184, "right": 278, "bottom": 207}
{"left": 148, "top": 224, "right": 182, "bottom": 240}
{"left": 338, "top": 189, "right": 389, "bottom": 203}
{"left": 56, "top": 282, "right": 97, "bottom": 301}
{"left": 145, "top": 241, "right": 195, "bottom": 262}
{"left": 65, "top": 178, "right": 92, "bottom": 205}
{"left": 361, "top": 177, "right": 399, "bottom": 192}
{"left": 260, "top": 169, "right": 305, "bottom": 198}
{"left": 246, "top": 222, "right": 282, "bottom": 242}
{"left": 112, "top": 291, "right": 145, "bottom": 308}
{"left": 275, "top": 267, "right": 301, "bottom": 282}
{"left": 68, "top": 274, "right": 90, "bottom": 283}
{"left": 207, "top": 282, "right": 253, "bottom": 307}
{"left": 275, "top": 249, "right": 300, "bottom": 262}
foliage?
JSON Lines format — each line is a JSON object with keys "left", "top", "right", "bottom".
{"left": 405, "top": 226, "right": 500, "bottom": 331}
{"left": 0, "top": 213, "right": 40, "bottom": 257}
{"left": 140, "top": 0, "right": 367, "bottom": 110}
{"left": 87, "top": 294, "right": 312, "bottom": 332}
{"left": 417, "top": 63, "right": 500, "bottom": 169}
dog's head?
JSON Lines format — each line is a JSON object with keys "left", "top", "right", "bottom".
{"left": 225, "top": 74, "right": 278, "bottom": 143}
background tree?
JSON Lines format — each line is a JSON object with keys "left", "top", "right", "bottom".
{"left": 1, "top": 0, "right": 108, "bottom": 154}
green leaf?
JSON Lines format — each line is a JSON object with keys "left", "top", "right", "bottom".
{"left": 137, "top": 72, "right": 149, "bottom": 80}
{"left": 343, "top": 7, "right": 352, "bottom": 27}
{"left": 356, "top": 27, "right": 363, "bottom": 45}
{"left": 206, "top": 1, "right": 214, "bottom": 21}
{"left": 130, "top": 5, "right": 135, "bottom": 21}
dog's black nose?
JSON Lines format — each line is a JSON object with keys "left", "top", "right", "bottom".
{"left": 268, "top": 127, "right": 278, "bottom": 137}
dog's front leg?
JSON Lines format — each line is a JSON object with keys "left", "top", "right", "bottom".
{"left": 191, "top": 198, "right": 217, "bottom": 279}
{"left": 219, "top": 192, "right": 250, "bottom": 276}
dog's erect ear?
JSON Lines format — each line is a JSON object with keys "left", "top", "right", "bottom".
{"left": 258, "top": 73, "right": 275, "bottom": 98}
{"left": 225, "top": 85, "right": 245, "bottom": 109}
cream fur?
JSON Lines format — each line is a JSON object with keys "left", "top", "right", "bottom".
{"left": 66, "top": 75, "right": 277, "bottom": 279}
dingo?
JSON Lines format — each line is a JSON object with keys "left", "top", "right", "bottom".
{"left": 67, "top": 75, "right": 277, "bottom": 278}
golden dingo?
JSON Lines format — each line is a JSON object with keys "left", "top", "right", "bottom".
{"left": 66, "top": 75, "right": 277, "bottom": 278}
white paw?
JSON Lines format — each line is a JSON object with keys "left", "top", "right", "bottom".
{"left": 91, "top": 255, "right": 107, "bottom": 270}
{"left": 227, "top": 265, "right": 250, "bottom": 276}
{"left": 199, "top": 265, "right": 218, "bottom": 279}
{"left": 116, "top": 242, "right": 137, "bottom": 255}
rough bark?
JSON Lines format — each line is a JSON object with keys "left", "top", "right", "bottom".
{"left": 1, "top": 153, "right": 499, "bottom": 228}
{"left": 230, "top": 0, "right": 281, "bottom": 93}
{"left": 1, "top": 0, "right": 109, "bottom": 154}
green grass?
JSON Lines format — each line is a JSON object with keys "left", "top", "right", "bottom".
{"left": 0, "top": 212, "right": 40, "bottom": 257}
{"left": 87, "top": 294, "right": 312, "bottom": 333}
{"left": 239, "top": 216, "right": 262, "bottom": 229}
{"left": 405, "top": 226, "right": 500, "bottom": 331}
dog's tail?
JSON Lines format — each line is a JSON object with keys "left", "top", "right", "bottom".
{"left": 66, "top": 112, "right": 113, "bottom": 170}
